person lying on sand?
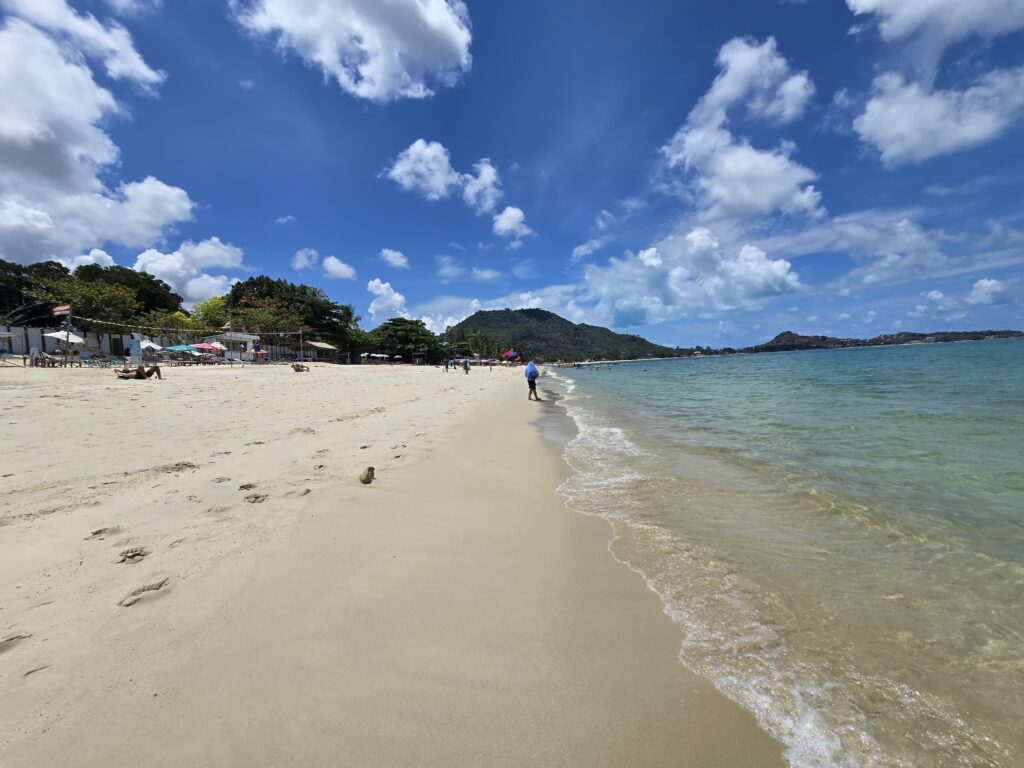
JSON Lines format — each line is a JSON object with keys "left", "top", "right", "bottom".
{"left": 116, "top": 364, "right": 162, "bottom": 380}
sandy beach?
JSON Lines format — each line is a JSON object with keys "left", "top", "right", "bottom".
{"left": 1, "top": 364, "right": 782, "bottom": 767}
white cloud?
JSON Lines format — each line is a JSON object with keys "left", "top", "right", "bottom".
{"left": 134, "top": 237, "right": 243, "bottom": 304}
{"left": 578, "top": 225, "right": 803, "bottom": 327}
{"left": 385, "top": 139, "right": 462, "bottom": 201}
{"left": 411, "top": 295, "right": 482, "bottom": 333}
{"left": 436, "top": 254, "right": 463, "bottom": 281}
{"left": 922, "top": 288, "right": 957, "bottom": 310}
{"left": 571, "top": 236, "right": 611, "bottom": 262}
{"left": 4, "top": 0, "right": 164, "bottom": 87}
{"left": 637, "top": 247, "right": 663, "bottom": 267}
{"left": 387, "top": 140, "right": 509, "bottom": 219}
{"left": 274, "top": 214, "right": 295, "bottom": 224}
{"left": 492, "top": 206, "right": 533, "bottom": 246}
{"left": 380, "top": 247, "right": 410, "bottom": 269}
{"left": 462, "top": 159, "right": 503, "bottom": 214}
{"left": 854, "top": 69, "right": 1024, "bottom": 166}
{"left": 366, "top": 277, "right": 409, "bottom": 323}
{"left": 291, "top": 247, "right": 318, "bottom": 270}
{"left": 57, "top": 248, "right": 115, "bottom": 270}
{"left": 104, "top": 0, "right": 162, "bottom": 14}
{"left": 966, "top": 277, "right": 1008, "bottom": 305}
{"left": 661, "top": 37, "right": 821, "bottom": 221}
{"left": 0, "top": 17, "right": 193, "bottom": 265}
{"left": 322, "top": 255, "right": 356, "bottom": 279}
{"left": 239, "top": 79, "right": 255, "bottom": 90}
{"left": 234, "top": 0, "right": 472, "bottom": 102}
{"left": 470, "top": 267, "right": 500, "bottom": 281}
{"left": 838, "top": 312, "right": 852, "bottom": 320}
{"left": 846, "top": 0, "right": 1024, "bottom": 50}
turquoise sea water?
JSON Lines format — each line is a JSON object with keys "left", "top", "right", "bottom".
{"left": 547, "top": 338, "right": 1024, "bottom": 767}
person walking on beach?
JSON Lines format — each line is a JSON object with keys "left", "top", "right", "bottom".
{"left": 444, "top": 359, "right": 449, "bottom": 372}
{"left": 525, "top": 360, "right": 541, "bottom": 401}
{"left": 462, "top": 359, "right": 470, "bottom": 374}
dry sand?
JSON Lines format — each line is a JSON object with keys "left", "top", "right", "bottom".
{"left": 0, "top": 364, "right": 783, "bottom": 766}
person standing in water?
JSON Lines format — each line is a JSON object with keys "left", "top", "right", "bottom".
{"left": 525, "top": 360, "right": 541, "bottom": 400}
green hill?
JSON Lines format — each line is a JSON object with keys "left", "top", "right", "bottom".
{"left": 444, "top": 308, "right": 679, "bottom": 361}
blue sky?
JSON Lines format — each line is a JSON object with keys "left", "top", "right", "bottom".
{"left": 1, "top": 0, "right": 1023, "bottom": 346}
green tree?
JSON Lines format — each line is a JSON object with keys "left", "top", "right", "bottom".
{"left": 228, "top": 276, "right": 358, "bottom": 347}
{"left": 30, "top": 275, "right": 139, "bottom": 332}
{"left": 369, "top": 318, "right": 442, "bottom": 361}
{"left": 191, "top": 295, "right": 229, "bottom": 330}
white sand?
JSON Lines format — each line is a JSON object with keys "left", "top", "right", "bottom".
{"left": 0, "top": 364, "right": 782, "bottom": 766}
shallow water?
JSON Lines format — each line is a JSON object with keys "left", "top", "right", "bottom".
{"left": 548, "top": 339, "right": 1024, "bottom": 767}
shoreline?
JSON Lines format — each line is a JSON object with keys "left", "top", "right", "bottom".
{"left": 1, "top": 365, "right": 783, "bottom": 766}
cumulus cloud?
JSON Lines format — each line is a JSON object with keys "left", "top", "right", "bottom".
{"left": 291, "top": 247, "right": 318, "bottom": 270}
{"left": 57, "top": 248, "right": 115, "bottom": 270}
{"left": 462, "top": 159, "right": 502, "bottom": 214}
{"left": 134, "top": 237, "right": 243, "bottom": 304}
{"left": 0, "top": 16, "right": 193, "bottom": 264}
{"left": 366, "top": 277, "right": 409, "bottom": 323}
{"left": 661, "top": 37, "right": 821, "bottom": 221}
{"left": 380, "top": 247, "right": 410, "bottom": 269}
{"left": 578, "top": 225, "right": 803, "bottom": 327}
{"left": 470, "top": 267, "right": 500, "bottom": 281}
{"left": 386, "top": 139, "right": 462, "bottom": 201}
{"left": 492, "top": 206, "right": 533, "bottom": 247}
{"left": 234, "top": 0, "right": 472, "bottom": 102}
{"left": 274, "top": 214, "right": 295, "bottom": 224}
{"left": 846, "top": 0, "right": 1024, "bottom": 51}
{"left": 322, "top": 255, "right": 356, "bottom": 279}
{"left": 4, "top": 0, "right": 164, "bottom": 87}
{"left": 410, "top": 295, "right": 483, "bottom": 333}
{"left": 966, "top": 277, "right": 1008, "bottom": 305}
{"left": 386, "top": 140, "right": 508, "bottom": 219}
{"left": 854, "top": 69, "right": 1024, "bottom": 165}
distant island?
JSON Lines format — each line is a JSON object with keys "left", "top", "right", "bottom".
{"left": 741, "top": 329, "right": 1023, "bottom": 354}
{"left": 445, "top": 309, "right": 1022, "bottom": 362}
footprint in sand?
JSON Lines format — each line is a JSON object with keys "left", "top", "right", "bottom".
{"left": 118, "top": 577, "right": 170, "bottom": 607}
{"left": 1, "top": 633, "right": 32, "bottom": 654}
{"left": 212, "top": 477, "right": 231, "bottom": 484}
{"left": 85, "top": 526, "right": 122, "bottom": 540}
{"left": 244, "top": 493, "right": 268, "bottom": 504}
{"left": 238, "top": 483, "right": 257, "bottom": 490}
{"left": 116, "top": 546, "right": 149, "bottom": 565}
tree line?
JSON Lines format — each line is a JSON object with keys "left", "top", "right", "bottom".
{"left": 0, "top": 258, "right": 513, "bottom": 362}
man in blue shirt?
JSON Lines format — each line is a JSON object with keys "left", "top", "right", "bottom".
{"left": 524, "top": 360, "right": 541, "bottom": 401}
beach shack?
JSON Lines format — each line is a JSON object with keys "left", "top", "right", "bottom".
{"left": 212, "top": 331, "right": 260, "bottom": 362}
{"left": 302, "top": 340, "right": 338, "bottom": 363}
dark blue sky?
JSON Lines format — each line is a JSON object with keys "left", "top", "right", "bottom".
{"left": 2, "top": 0, "right": 1022, "bottom": 344}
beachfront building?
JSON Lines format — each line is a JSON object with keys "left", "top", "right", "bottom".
{"left": 206, "top": 331, "right": 260, "bottom": 362}
{"left": 302, "top": 340, "right": 340, "bottom": 363}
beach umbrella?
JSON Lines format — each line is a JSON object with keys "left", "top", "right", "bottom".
{"left": 140, "top": 340, "right": 163, "bottom": 350}
{"left": 501, "top": 348, "right": 517, "bottom": 359}
{"left": 210, "top": 341, "right": 227, "bottom": 351}
{"left": 44, "top": 330, "right": 85, "bottom": 344}
{"left": 166, "top": 344, "right": 195, "bottom": 351}
{"left": 192, "top": 342, "right": 218, "bottom": 351}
